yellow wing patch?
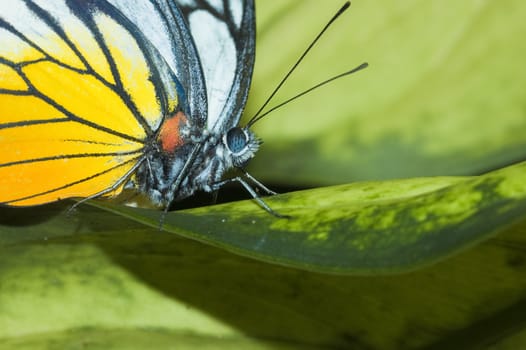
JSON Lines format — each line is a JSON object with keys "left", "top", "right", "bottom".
{"left": 0, "top": 95, "right": 63, "bottom": 124}
{"left": 0, "top": 64, "right": 28, "bottom": 91}
{"left": 0, "top": 2, "right": 172, "bottom": 207}
{"left": 0, "top": 155, "right": 140, "bottom": 206}
{"left": 0, "top": 122, "right": 143, "bottom": 165}
{"left": 23, "top": 60, "right": 148, "bottom": 139}
{"left": 95, "top": 13, "right": 162, "bottom": 131}
{"left": 47, "top": 3, "right": 116, "bottom": 86}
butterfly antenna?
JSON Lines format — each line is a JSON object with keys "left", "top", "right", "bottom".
{"left": 252, "top": 62, "right": 368, "bottom": 121}
{"left": 247, "top": 1, "right": 354, "bottom": 127}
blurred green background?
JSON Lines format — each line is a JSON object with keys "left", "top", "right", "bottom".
{"left": 247, "top": 0, "right": 526, "bottom": 185}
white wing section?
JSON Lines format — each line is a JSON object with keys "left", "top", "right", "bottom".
{"left": 177, "top": 0, "right": 255, "bottom": 133}
{"left": 106, "top": 0, "right": 179, "bottom": 76}
{"left": 187, "top": 9, "right": 236, "bottom": 130}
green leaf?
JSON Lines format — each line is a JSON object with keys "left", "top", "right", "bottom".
{"left": 1, "top": 202, "right": 526, "bottom": 349}
{"left": 90, "top": 161, "right": 526, "bottom": 274}
{"left": 0, "top": 329, "right": 304, "bottom": 350}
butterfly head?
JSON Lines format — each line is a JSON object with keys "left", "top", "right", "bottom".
{"left": 223, "top": 127, "right": 260, "bottom": 168}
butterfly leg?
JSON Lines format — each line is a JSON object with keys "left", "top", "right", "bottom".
{"left": 239, "top": 168, "right": 278, "bottom": 195}
{"left": 212, "top": 177, "right": 289, "bottom": 218}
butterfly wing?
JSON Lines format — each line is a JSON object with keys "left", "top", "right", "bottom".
{"left": 0, "top": 0, "right": 184, "bottom": 206}
{"left": 176, "top": 0, "right": 256, "bottom": 133}
{"left": 0, "top": 0, "right": 255, "bottom": 207}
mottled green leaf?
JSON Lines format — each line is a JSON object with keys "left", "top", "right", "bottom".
{"left": 89, "top": 161, "right": 526, "bottom": 274}
{"left": 1, "top": 205, "right": 526, "bottom": 349}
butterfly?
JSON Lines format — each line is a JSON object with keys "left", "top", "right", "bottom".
{"left": 0, "top": 0, "right": 269, "bottom": 211}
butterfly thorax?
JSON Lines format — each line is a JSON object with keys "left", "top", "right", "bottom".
{"left": 130, "top": 113, "right": 261, "bottom": 208}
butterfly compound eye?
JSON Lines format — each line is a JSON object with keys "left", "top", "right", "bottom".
{"left": 225, "top": 127, "right": 248, "bottom": 154}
